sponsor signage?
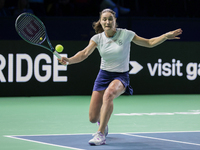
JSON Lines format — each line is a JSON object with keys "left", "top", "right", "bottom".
{"left": 130, "top": 59, "right": 200, "bottom": 81}
{"left": 0, "top": 53, "right": 67, "bottom": 83}
{"left": 0, "top": 41, "right": 200, "bottom": 96}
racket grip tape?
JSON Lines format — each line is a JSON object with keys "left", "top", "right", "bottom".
{"left": 53, "top": 51, "right": 69, "bottom": 65}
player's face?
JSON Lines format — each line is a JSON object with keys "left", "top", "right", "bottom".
{"left": 100, "top": 12, "right": 116, "bottom": 32}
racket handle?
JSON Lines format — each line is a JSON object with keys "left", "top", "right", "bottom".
{"left": 53, "top": 51, "right": 69, "bottom": 65}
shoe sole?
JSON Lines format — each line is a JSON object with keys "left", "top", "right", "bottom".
{"left": 89, "top": 141, "right": 106, "bottom": 146}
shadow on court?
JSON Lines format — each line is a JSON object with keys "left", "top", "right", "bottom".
{"left": 6, "top": 132, "right": 200, "bottom": 150}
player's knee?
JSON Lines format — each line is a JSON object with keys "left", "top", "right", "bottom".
{"left": 104, "top": 89, "right": 116, "bottom": 102}
{"left": 89, "top": 117, "right": 98, "bottom": 123}
{"left": 89, "top": 114, "right": 98, "bottom": 123}
{"left": 104, "top": 82, "right": 124, "bottom": 102}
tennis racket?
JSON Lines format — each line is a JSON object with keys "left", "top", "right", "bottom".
{"left": 15, "top": 13, "right": 67, "bottom": 65}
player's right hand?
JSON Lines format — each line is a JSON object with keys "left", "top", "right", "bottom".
{"left": 58, "top": 57, "right": 69, "bottom": 65}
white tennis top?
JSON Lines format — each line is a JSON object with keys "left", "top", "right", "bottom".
{"left": 91, "top": 28, "right": 135, "bottom": 72}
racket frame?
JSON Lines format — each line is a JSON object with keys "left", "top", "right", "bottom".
{"left": 15, "top": 13, "right": 64, "bottom": 61}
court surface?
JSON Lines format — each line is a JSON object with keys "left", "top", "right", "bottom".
{"left": 1, "top": 95, "right": 200, "bottom": 150}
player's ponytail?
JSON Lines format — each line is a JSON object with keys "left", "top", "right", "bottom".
{"left": 93, "top": 20, "right": 103, "bottom": 34}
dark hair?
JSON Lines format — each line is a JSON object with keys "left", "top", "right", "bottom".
{"left": 92, "top": 9, "right": 117, "bottom": 34}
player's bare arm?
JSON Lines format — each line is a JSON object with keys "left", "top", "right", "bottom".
{"left": 59, "top": 40, "right": 97, "bottom": 65}
{"left": 132, "top": 28, "right": 182, "bottom": 48}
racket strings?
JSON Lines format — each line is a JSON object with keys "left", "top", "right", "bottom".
{"left": 16, "top": 14, "right": 46, "bottom": 44}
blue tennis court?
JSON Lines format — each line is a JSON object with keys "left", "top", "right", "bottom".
{"left": 6, "top": 131, "right": 200, "bottom": 150}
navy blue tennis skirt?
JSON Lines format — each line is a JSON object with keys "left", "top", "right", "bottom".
{"left": 93, "top": 69, "right": 133, "bottom": 95}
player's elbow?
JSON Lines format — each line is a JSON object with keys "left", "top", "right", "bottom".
{"left": 147, "top": 40, "right": 155, "bottom": 48}
{"left": 144, "top": 42, "right": 154, "bottom": 48}
{"left": 147, "top": 44, "right": 154, "bottom": 48}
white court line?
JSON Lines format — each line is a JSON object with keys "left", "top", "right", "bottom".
{"left": 5, "top": 135, "right": 85, "bottom": 150}
{"left": 4, "top": 133, "right": 92, "bottom": 137}
{"left": 122, "top": 133, "right": 200, "bottom": 147}
{"left": 124, "top": 130, "right": 200, "bottom": 134}
{"left": 114, "top": 110, "right": 200, "bottom": 116}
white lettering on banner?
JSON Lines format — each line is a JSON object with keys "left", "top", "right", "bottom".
{"left": 34, "top": 54, "right": 52, "bottom": 82}
{"left": 0, "top": 53, "right": 67, "bottom": 83}
{"left": 0, "top": 54, "right": 6, "bottom": 82}
{"left": 147, "top": 59, "right": 183, "bottom": 77}
{"left": 8, "top": 54, "right": 13, "bottom": 82}
{"left": 129, "top": 59, "right": 200, "bottom": 80}
{"left": 53, "top": 55, "right": 67, "bottom": 82}
{"left": 186, "top": 63, "right": 200, "bottom": 80}
{"left": 16, "top": 54, "right": 33, "bottom": 82}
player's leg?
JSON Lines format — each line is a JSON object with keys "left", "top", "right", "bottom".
{"left": 98, "top": 79, "right": 125, "bottom": 134}
{"left": 89, "top": 90, "right": 109, "bottom": 146}
{"left": 88, "top": 80, "right": 125, "bottom": 146}
{"left": 89, "top": 90, "right": 105, "bottom": 123}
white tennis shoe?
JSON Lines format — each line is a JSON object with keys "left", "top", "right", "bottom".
{"left": 88, "top": 131, "right": 106, "bottom": 146}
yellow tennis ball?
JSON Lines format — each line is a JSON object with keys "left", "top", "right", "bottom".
{"left": 40, "top": 37, "right": 43, "bottom": 40}
{"left": 55, "top": 44, "right": 64, "bottom": 52}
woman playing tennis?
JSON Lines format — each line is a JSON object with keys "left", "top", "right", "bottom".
{"left": 59, "top": 8, "right": 182, "bottom": 146}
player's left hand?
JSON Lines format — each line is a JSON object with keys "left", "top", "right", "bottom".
{"left": 165, "top": 28, "right": 183, "bottom": 40}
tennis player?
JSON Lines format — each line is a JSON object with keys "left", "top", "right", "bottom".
{"left": 59, "top": 8, "right": 182, "bottom": 146}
